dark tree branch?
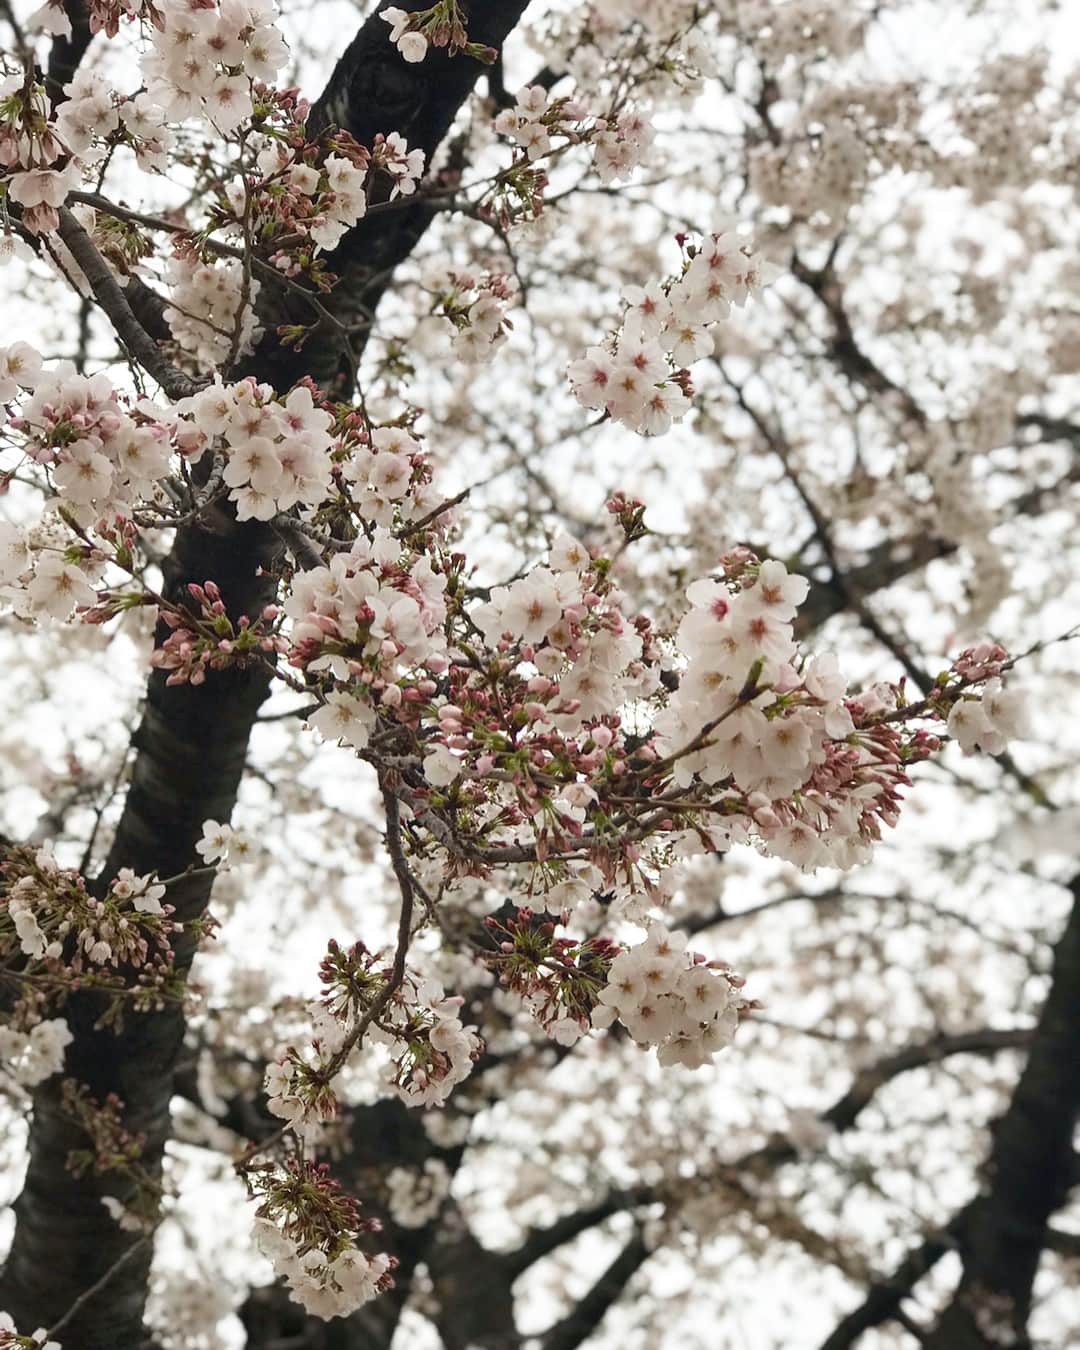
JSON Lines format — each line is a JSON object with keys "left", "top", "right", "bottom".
{"left": 733, "top": 1025, "right": 1034, "bottom": 1178}
{"left": 503, "top": 1190, "right": 652, "bottom": 1282}
{"left": 779, "top": 261, "right": 1080, "bottom": 647}
{"left": 790, "top": 250, "right": 925, "bottom": 426}
{"left": 56, "top": 208, "right": 202, "bottom": 399}
{"left": 539, "top": 1231, "right": 650, "bottom": 1350}
{"left": 820, "top": 879, "right": 1080, "bottom": 1350}
{"left": 819, "top": 1225, "right": 961, "bottom": 1350}
{"left": 489, "top": 1028, "right": 1032, "bottom": 1349}
{"left": 922, "top": 876, "right": 1080, "bottom": 1349}
{"left": 123, "top": 274, "right": 174, "bottom": 345}
{"left": 821, "top": 1028, "right": 1033, "bottom": 1134}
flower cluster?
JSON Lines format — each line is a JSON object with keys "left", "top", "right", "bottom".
{"left": 5, "top": 359, "right": 337, "bottom": 574}
{"left": 195, "top": 818, "right": 251, "bottom": 866}
{"left": 422, "top": 268, "right": 517, "bottom": 363}
{"left": 385, "top": 1158, "right": 451, "bottom": 1228}
{"left": 380, "top": 2, "right": 498, "bottom": 65}
{"left": 43, "top": 65, "right": 169, "bottom": 177}
{"left": 8, "top": 551, "right": 99, "bottom": 624}
{"left": 60, "top": 1079, "right": 148, "bottom": 1182}
{"left": 481, "top": 911, "right": 752, "bottom": 1067}
{"left": 0, "top": 73, "right": 81, "bottom": 235}
{"left": 6, "top": 860, "right": 166, "bottom": 962}
{"left": 373, "top": 978, "right": 482, "bottom": 1109}
{"left": 590, "top": 108, "right": 653, "bottom": 183}
{"left": 649, "top": 557, "right": 898, "bottom": 870}
{"left": 163, "top": 257, "right": 263, "bottom": 368}
{"left": 0, "top": 1314, "right": 60, "bottom": 1350}
{"left": 654, "top": 557, "right": 832, "bottom": 792}
{"left": 592, "top": 925, "right": 749, "bottom": 1069}
{"left": 484, "top": 908, "right": 623, "bottom": 1045}
{"left": 1, "top": 2, "right": 289, "bottom": 238}
{"left": 382, "top": 6, "right": 430, "bottom": 63}
{"left": 306, "top": 150, "right": 370, "bottom": 251}
{"left": 493, "top": 86, "right": 583, "bottom": 163}
{"left": 51, "top": 69, "right": 118, "bottom": 158}
{"left": 246, "top": 1158, "right": 397, "bottom": 1319}
{"left": 0, "top": 1018, "right": 73, "bottom": 1090}
{"left": 944, "top": 647, "right": 1029, "bottom": 754}
{"left": 568, "top": 229, "right": 772, "bottom": 434}
{"left": 7, "top": 362, "right": 172, "bottom": 525}
{"left": 484, "top": 85, "right": 655, "bottom": 226}
{"left": 76, "top": 79, "right": 409, "bottom": 335}
{"left": 151, "top": 580, "right": 284, "bottom": 686}
{"left": 372, "top": 131, "right": 426, "bottom": 201}
{"left": 285, "top": 534, "right": 452, "bottom": 738}
{"left": 339, "top": 423, "right": 442, "bottom": 525}
{"left": 228, "top": 120, "right": 372, "bottom": 260}
{"left": 493, "top": 85, "right": 651, "bottom": 185}
{"left": 263, "top": 1000, "right": 347, "bottom": 1139}
{"left": 0, "top": 357, "right": 442, "bottom": 646}
{"left": 263, "top": 939, "right": 482, "bottom": 1138}
{"left": 1, "top": 844, "right": 184, "bottom": 1026}
{"left": 141, "top": 0, "right": 289, "bottom": 133}
{"left": 0, "top": 342, "right": 42, "bottom": 403}
{"left": 184, "top": 378, "right": 336, "bottom": 520}
{"left": 236, "top": 119, "right": 424, "bottom": 258}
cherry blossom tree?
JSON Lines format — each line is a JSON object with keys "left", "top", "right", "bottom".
{"left": 0, "top": 1, "right": 1077, "bottom": 1348}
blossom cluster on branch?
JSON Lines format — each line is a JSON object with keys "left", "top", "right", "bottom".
{"left": 0, "top": 1313, "right": 60, "bottom": 1350}
{"left": 263, "top": 936, "right": 482, "bottom": 1134}
{"left": 381, "top": 1, "right": 499, "bottom": 66}
{"left": 569, "top": 230, "right": 774, "bottom": 434}
{"left": 493, "top": 83, "right": 653, "bottom": 186}
{"left": 0, "top": 843, "right": 188, "bottom": 1053}
{"left": 246, "top": 1157, "right": 397, "bottom": 1318}
{"left": 482, "top": 910, "right": 753, "bottom": 1066}
{"left": 0, "top": 344, "right": 1029, "bottom": 911}
{"left": 420, "top": 267, "right": 517, "bottom": 363}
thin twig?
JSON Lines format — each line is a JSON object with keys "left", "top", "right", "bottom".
{"left": 46, "top": 1236, "right": 150, "bottom": 1337}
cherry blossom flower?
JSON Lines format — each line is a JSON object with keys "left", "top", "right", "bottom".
{"left": 309, "top": 691, "right": 377, "bottom": 751}
{"left": 26, "top": 556, "right": 98, "bottom": 620}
